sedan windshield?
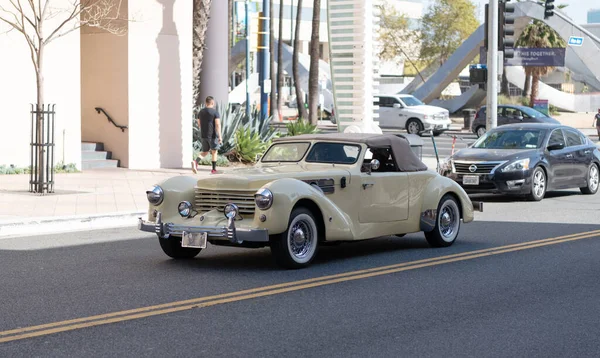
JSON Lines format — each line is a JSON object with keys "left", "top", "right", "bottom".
{"left": 262, "top": 142, "right": 311, "bottom": 162}
{"left": 520, "top": 106, "right": 548, "bottom": 118}
{"left": 400, "top": 96, "right": 424, "bottom": 107}
{"left": 472, "top": 129, "right": 546, "bottom": 149}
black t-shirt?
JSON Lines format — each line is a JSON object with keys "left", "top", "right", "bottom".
{"left": 198, "top": 107, "right": 220, "bottom": 139}
{"left": 596, "top": 113, "right": 600, "bottom": 127}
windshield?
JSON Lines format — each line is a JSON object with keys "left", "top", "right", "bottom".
{"left": 472, "top": 129, "right": 546, "bottom": 149}
{"left": 261, "top": 142, "right": 311, "bottom": 162}
{"left": 520, "top": 106, "right": 548, "bottom": 118}
{"left": 400, "top": 96, "right": 424, "bottom": 107}
{"left": 305, "top": 142, "right": 361, "bottom": 164}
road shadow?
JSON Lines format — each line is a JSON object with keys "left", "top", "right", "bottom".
{"left": 469, "top": 190, "right": 583, "bottom": 203}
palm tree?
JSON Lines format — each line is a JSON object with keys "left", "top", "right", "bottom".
{"left": 307, "top": 0, "right": 321, "bottom": 125}
{"left": 516, "top": 19, "right": 566, "bottom": 107}
{"left": 193, "top": 0, "right": 213, "bottom": 108}
{"left": 276, "top": 0, "right": 285, "bottom": 120}
{"left": 293, "top": 0, "right": 308, "bottom": 119}
{"left": 269, "top": 0, "right": 277, "bottom": 118}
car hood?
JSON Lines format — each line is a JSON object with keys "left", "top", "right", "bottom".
{"left": 196, "top": 163, "right": 352, "bottom": 190}
{"left": 451, "top": 148, "right": 539, "bottom": 162}
{"left": 404, "top": 105, "right": 448, "bottom": 114}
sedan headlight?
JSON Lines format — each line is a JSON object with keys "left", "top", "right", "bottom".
{"left": 501, "top": 158, "right": 530, "bottom": 172}
{"left": 146, "top": 185, "right": 164, "bottom": 205}
{"left": 254, "top": 188, "right": 273, "bottom": 210}
{"left": 178, "top": 201, "right": 192, "bottom": 218}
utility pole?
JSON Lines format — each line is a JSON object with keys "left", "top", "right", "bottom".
{"left": 290, "top": 0, "right": 295, "bottom": 100}
{"left": 486, "top": 0, "right": 499, "bottom": 131}
{"left": 258, "top": 1, "right": 270, "bottom": 121}
{"left": 245, "top": 0, "right": 251, "bottom": 115}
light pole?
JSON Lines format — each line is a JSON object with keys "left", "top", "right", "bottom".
{"left": 486, "top": 0, "right": 499, "bottom": 131}
{"left": 245, "top": 0, "right": 251, "bottom": 115}
{"left": 258, "top": 0, "right": 270, "bottom": 121}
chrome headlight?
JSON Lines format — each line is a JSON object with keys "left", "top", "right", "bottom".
{"left": 178, "top": 201, "right": 192, "bottom": 218}
{"left": 224, "top": 203, "right": 239, "bottom": 219}
{"left": 146, "top": 185, "right": 164, "bottom": 205}
{"left": 501, "top": 158, "right": 530, "bottom": 172}
{"left": 254, "top": 188, "right": 273, "bottom": 210}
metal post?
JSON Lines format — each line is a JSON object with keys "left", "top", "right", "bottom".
{"left": 259, "top": 1, "right": 270, "bottom": 121}
{"left": 486, "top": 0, "right": 498, "bottom": 131}
{"left": 245, "top": 0, "right": 251, "bottom": 116}
{"left": 231, "top": 0, "right": 236, "bottom": 89}
{"left": 289, "top": 0, "right": 294, "bottom": 96}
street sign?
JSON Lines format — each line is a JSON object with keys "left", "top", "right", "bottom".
{"left": 480, "top": 47, "right": 565, "bottom": 67}
{"left": 568, "top": 36, "right": 584, "bottom": 46}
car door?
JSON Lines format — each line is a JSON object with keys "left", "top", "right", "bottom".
{"left": 358, "top": 148, "right": 409, "bottom": 223}
{"left": 545, "top": 128, "right": 573, "bottom": 188}
{"left": 563, "top": 128, "right": 589, "bottom": 187}
{"left": 376, "top": 97, "right": 392, "bottom": 127}
{"left": 503, "top": 107, "right": 523, "bottom": 125}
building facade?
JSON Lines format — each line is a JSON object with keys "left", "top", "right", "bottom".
{"left": 588, "top": 9, "right": 600, "bottom": 24}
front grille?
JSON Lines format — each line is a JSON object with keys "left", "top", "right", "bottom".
{"left": 194, "top": 189, "right": 256, "bottom": 215}
{"left": 454, "top": 161, "right": 503, "bottom": 174}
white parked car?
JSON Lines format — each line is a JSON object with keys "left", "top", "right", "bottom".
{"left": 375, "top": 94, "right": 452, "bottom": 136}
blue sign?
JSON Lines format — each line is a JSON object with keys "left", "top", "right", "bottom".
{"left": 568, "top": 36, "right": 584, "bottom": 46}
{"left": 480, "top": 47, "right": 565, "bottom": 67}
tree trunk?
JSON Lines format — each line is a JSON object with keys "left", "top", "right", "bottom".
{"left": 308, "top": 0, "right": 321, "bottom": 125}
{"left": 36, "top": 42, "right": 45, "bottom": 193}
{"left": 276, "top": 0, "right": 284, "bottom": 119}
{"left": 193, "top": 0, "right": 213, "bottom": 108}
{"left": 293, "top": 0, "right": 308, "bottom": 119}
{"left": 529, "top": 70, "right": 539, "bottom": 107}
{"left": 269, "top": 0, "right": 277, "bottom": 118}
{"left": 523, "top": 67, "right": 531, "bottom": 98}
{"left": 500, "top": 69, "right": 509, "bottom": 96}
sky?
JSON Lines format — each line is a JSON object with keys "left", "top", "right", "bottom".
{"left": 421, "top": 0, "right": 596, "bottom": 25}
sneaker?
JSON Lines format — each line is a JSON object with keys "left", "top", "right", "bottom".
{"left": 191, "top": 161, "right": 197, "bottom": 174}
{"left": 211, "top": 169, "right": 217, "bottom": 174}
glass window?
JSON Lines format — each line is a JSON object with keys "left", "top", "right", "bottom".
{"left": 472, "top": 129, "right": 546, "bottom": 149}
{"left": 262, "top": 142, "right": 311, "bottom": 162}
{"left": 564, "top": 129, "right": 583, "bottom": 147}
{"left": 305, "top": 143, "right": 361, "bottom": 164}
{"left": 399, "top": 96, "right": 424, "bottom": 107}
{"left": 548, "top": 129, "right": 565, "bottom": 147}
{"left": 504, "top": 107, "right": 522, "bottom": 118}
{"left": 520, "top": 106, "right": 548, "bottom": 118}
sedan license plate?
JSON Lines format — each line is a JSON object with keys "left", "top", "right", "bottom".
{"left": 182, "top": 231, "right": 207, "bottom": 248}
{"left": 463, "top": 175, "right": 479, "bottom": 185}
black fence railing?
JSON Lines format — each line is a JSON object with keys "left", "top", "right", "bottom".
{"left": 95, "top": 107, "right": 127, "bottom": 132}
{"left": 29, "top": 104, "right": 56, "bottom": 194}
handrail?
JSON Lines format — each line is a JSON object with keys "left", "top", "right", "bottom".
{"left": 95, "top": 107, "right": 128, "bottom": 132}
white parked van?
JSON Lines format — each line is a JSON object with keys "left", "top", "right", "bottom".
{"left": 375, "top": 94, "right": 451, "bottom": 136}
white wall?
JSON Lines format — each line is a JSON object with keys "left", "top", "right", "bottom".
{"left": 127, "top": 0, "right": 192, "bottom": 169}
{"left": 0, "top": 0, "right": 81, "bottom": 169}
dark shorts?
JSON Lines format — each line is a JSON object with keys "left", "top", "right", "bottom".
{"left": 200, "top": 137, "right": 220, "bottom": 152}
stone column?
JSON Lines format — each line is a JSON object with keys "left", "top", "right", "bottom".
{"left": 199, "top": 0, "right": 230, "bottom": 108}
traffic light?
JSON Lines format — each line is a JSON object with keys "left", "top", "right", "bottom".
{"left": 544, "top": 0, "right": 555, "bottom": 19}
{"left": 499, "top": 0, "right": 515, "bottom": 59}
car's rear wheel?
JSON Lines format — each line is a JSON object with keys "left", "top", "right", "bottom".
{"left": 424, "top": 195, "right": 461, "bottom": 248}
{"left": 406, "top": 119, "right": 423, "bottom": 135}
{"left": 270, "top": 207, "right": 319, "bottom": 269}
{"left": 476, "top": 126, "right": 486, "bottom": 137}
{"left": 158, "top": 236, "right": 202, "bottom": 259}
{"left": 580, "top": 163, "right": 599, "bottom": 195}
{"left": 528, "top": 166, "right": 547, "bottom": 201}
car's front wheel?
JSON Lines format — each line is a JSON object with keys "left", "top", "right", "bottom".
{"left": 158, "top": 236, "right": 202, "bottom": 259}
{"left": 425, "top": 195, "right": 461, "bottom": 247}
{"left": 270, "top": 207, "right": 319, "bottom": 269}
{"left": 580, "top": 163, "right": 599, "bottom": 195}
{"left": 476, "top": 126, "right": 486, "bottom": 137}
{"left": 406, "top": 118, "right": 424, "bottom": 135}
{"left": 528, "top": 166, "right": 547, "bottom": 201}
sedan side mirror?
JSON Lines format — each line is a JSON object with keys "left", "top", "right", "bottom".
{"left": 547, "top": 143, "right": 565, "bottom": 151}
{"left": 517, "top": 115, "right": 524, "bottom": 121}
{"left": 393, "top": 103, "right": 402, "bottom": 109}
{"left": 256, "top": 153, "right": 263, "bottom": 161}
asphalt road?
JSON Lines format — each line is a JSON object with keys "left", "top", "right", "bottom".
{"left": 1, "top": 215, "right": 600, "bottom": 356}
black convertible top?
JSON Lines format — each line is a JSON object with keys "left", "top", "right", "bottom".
{"left": 274, "top": 133, "right": 428, "bottom": 172}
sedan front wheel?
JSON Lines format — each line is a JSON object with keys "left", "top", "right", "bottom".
{"left": 528, "top": 167, "right": 547, "bottom": 201}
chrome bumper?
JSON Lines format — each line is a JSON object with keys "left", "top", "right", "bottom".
{"left": 472, "top": 201, "right": 484, "bottom": 212}
{"left": 137, "top": 212, "right": 269, "bottom": 243}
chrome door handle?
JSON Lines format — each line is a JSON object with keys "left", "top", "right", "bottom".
{"left": 362, "top": 183, "right": 374, "bottom": 189}
{"left": 584, "top": 150, "right": 591, "bottom": 154}
{"left": 566, "top": 154, "right": 573, "bottom": 158}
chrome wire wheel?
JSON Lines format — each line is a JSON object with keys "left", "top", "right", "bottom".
{"left": 532, "top": 169, "right": 546, "bottom": 199}
{"left": 589, "top": 165, "right": 599, "bottom": 192}
{"left": 286, "top": 213, "right": 318, "bottom": 264}
{"left": 438, "top": 200, "right": 460, "bottom": 243}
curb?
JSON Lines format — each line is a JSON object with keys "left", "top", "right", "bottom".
{"left": 0, "top": 211, "right": 146, "bottom": 239}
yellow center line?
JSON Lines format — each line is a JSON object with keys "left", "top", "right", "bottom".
{"left": 1, "top": 229, "right": 599, "bottom": 344}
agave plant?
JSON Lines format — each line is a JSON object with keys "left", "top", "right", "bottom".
{"left": 285, "top": 120, "right": 319, "bottom": 137}
{"left": 230, "top": 127, "right": 270, "bottom": 163}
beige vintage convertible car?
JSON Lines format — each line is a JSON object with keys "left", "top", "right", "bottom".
{"left": 139, "top": 133, "right": 483, "bottom": 269}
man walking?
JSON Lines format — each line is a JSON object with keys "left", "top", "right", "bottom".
{"left": 192, "top": 96, "right": 222, "bottom": 174}
{"left": 594, "top": 108, "right": 600, "bottom": 140}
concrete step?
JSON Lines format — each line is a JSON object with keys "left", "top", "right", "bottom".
{"left": 82, "top": 159, "right": 119, "bottom": 170}
{"left": 81, "top": 142, "right": 104, "bottom": 151}
{"left": 82, "top": 150, "right": 112, "bottom": 161}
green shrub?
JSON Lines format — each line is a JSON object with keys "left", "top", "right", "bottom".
{"left": 0, "top": 162, "right": 78, "bottom": 175}
{"left": 285, "top": 120, "right": 319, "bottom": 137}
{"left": 229, "top": 127, "right": 269, "bottom": 163}
{"left": 193, "top": 152, "right": 230, "bottom": 167}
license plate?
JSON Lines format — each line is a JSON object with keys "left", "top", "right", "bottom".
{"left": 463, "top": 175, "right": 479, "bottom": 185}
{"left": 181, "top": 231, "right": 207, "bottom": 248}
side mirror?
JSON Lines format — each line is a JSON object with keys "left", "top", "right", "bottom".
{"left": 393, "top": 103, "right": 402, "bottom": 109}
{"left": 370, "top": 159, "right": 381, "bottom": 171}
{"left": 547, "top": 143, "right": 565, "bottom": 151}
{"left": 256, "top": 153, "right": 263, "bottom": 161}
{"left": 517, "top": 115, "right": 524, "bottom": 121}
